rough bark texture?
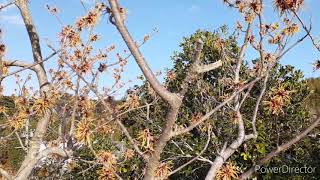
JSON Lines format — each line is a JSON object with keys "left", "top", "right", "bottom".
{"left": 14, "top": 1, "right": 51, "bottom": 179}
{"left": 205, "top": 112, "right": 245, "bottom": 180}
{"left": 108, "top": 2, "right": 228, "bottom": 179}
{"left": 143, "top": 107, "right": 181, "bottom": 180}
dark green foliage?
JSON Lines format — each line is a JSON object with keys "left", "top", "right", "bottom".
{"left": 0, "top": 96, "right": 24, "bottom": 172}
{"left": 1, "top": 29, "right": 319, "bottom": 179}
{"left": 121, "top": 29, "right": 319, "bottom": 179}
{"left": 62, "top": 29, "right": 319, "bottom": 179}
{"left": 306, "top": 77, "right": 320, "bottom": 113}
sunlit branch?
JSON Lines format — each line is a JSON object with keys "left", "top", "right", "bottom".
{"left": 168, "top": 125, "right": 212, "bottom": 176}
{"left": 1, "top": 50, "right": 60, "bottom": 80}
{"left": 293, "top": 11, "right": 320, "bottom": 52}
{"left": 0, "top": 0, "right": 16, "bottom": 11}
{"left": 195, "top": 60, "right": 222, "bottom": 73}
{"left": 240, "top": 116, "right": 320, "bottom": 179}
{"left": 63, "top": 59, "right": 147, "bottom": 160}
{"left": 108, "top": 0, "right": 179, "bottom": 105}
{"left": 175, "top": 77, "right": 261, "bottom": 136}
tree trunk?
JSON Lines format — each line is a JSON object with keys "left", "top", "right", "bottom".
{"left": 144, "top": 107, "right": 180, "bottom": 180}
{"left": 14, "top": 1, "right": 51, "bottom": 179}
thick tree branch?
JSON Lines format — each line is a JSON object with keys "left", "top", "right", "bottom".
{"left": 15, "top": 0, "right": 43, "bottom": 65}
{"left": 205, "top": 112, "right": 246, "bottom": 180}
{"left": 143, "top": 107, "right": 181, "bottom": 179}
{"left": 143, "top": 39, "right": 208, "bottom": 179}
{"left": 3, "top": 60, "right": 32, "bottom": 68}
{"left": 239, "top": 116, "right": 320, "bottom": 180}
{"left": 1, "top": 50, "right": 59, "bottom": 80}
{"left": 108, "top": 0, "right": 179, "bottom": 105}
{"left": 195, "top": 60, "right": 222, "bottom": 73}
{"left": 14, "top": 1, "right": 51, "bottom": 179}
{"left": 38, "top": 147, "right": 71, "bottom": 159}
{"left": 14, "top": 147, "right": 71, "bottom": 180}
{"left": 179, "top": 39, "right": 204, "bottom": 96}
{"left": 0, "top": 167, "right": 12, "bottom": 180}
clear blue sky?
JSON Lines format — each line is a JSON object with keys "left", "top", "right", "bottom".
{"left": 0, "top": 0, "right": 319, "bottom": 96}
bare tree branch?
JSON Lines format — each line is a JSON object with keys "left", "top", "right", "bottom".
{"left": 3, "top": 60, "right": 32, "bottom": 68}
{"left": 15, "top": 0, "right": 43, "bottom": 66}
{"left": 235, "top": 23, "right": 252, "bottom": 84}
{"left": 195, "top": 60, "right": 222, "bottom": 73}
{"left": 175, "top": 77, "right": 261, "bottom": 136}
{"left": 245, "top": 73, "right": 269, "bottom": 140}
{"left": 1, "top": 50, "right": 60, "bottom": 80}
{"left": 38, "top": 147, "right": 71, "bottom": 159}
{"left": 293, "top": 11, "right": 320, "bottom": 52}
{"left": 108, "top": 0, "right": 179, "bottom": 105}
{"left": 168, "top": 125, "right": 212, "bottom": 176}
{"left": 0, "top": 0, "right": 16, "bottom": 11}
{"left": 13, "top": 0, "right": 52, "bottom": 179}
{"left": 15, "top": 132, "right": 27, "bottom": 152}
{"left": 179, "top": 39, "right": 204, "bottom": 96}
{"left": 240, "top": 116, "right": 320, "bottom": 180}
{"left": 205, "top": 112, "right": 246, "bottom": 180}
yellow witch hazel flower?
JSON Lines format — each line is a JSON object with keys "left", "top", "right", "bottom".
{"left": 155, "top": 161, "right": 172, "bottom": 179}
{"left": 264, "top": 84, "right": 294, "bottom": 115}
{"left": 0, "top": 62, "right": 8, "bottom": 76}
{"left": 137, "top": 128, "right": 154, "bottom": 151}
{"left": 33, "top": 97, "right": 52, "bottom": 115}
{"left": 120, "top": 94, "right": 140, "bottom": 109}
{"left": 8, "top": 111, "right": 28, "bottom": 129}
{"left": 75, "top": 119, "right": 93, "bottom": 145}
{"left": 97, "top": 167, "right": 115, "bottom": 180}
{"left": 216, "top": 162, "right": 240, "bottom": 180}
{"left": 123, "top": 149, "right": 135, "bottom": 160}
{"left": 282, "top": 23, "right": 299, "bottom": 36}
{"left": 97, "top": 151, "right": 117, "bottom": 167}
{"left": 0, "top": 106, "right": 7, "bottom": 114}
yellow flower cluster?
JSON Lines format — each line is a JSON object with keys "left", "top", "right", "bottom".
{"left": 137, "top": 129, "right": 154, "bottom": 151}
{"left": 75, "top": 119, "right": 93, "bottom": 145}
{"left": 264, "top": 85, "right": 294, "bottom": 115}
{"left": 97, "top": 167, "right": 115, "bottom": 180}
{"left": 155, "top": 162, "right": 172, "bottom": 179}
{"left": 60, "top": 26, "right": 81, "bottom": 47}
{"left": 97, "top": 151, "right": 117, "bottom": 167}
{"left": 282, "top": 23, "right": 299, "bottom": 36}
{"left": 216, "top": 162, "right": 240, "bottom": 180}
{"left": 8, "top": 111, "right": 28, "bottom": 129}
{"left": 274, "top": 0, "right": 304, "bottom": 14}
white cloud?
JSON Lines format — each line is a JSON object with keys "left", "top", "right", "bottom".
{"left": 188, "top": 4, "right": 200, "bottom": 13}
{"left": 0, "top": 0, "right": 23, "bottom": 26}
{"left": 0, "top": 14, "right": 24, "bottom": 25}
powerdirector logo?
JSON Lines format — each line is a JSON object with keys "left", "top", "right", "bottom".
{"left": 254, "top": 165, "right": 316, "bottom": 174}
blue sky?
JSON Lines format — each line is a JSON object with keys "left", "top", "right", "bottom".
{"left": 0, "top": 0, "right": 319, "bottom": 96}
